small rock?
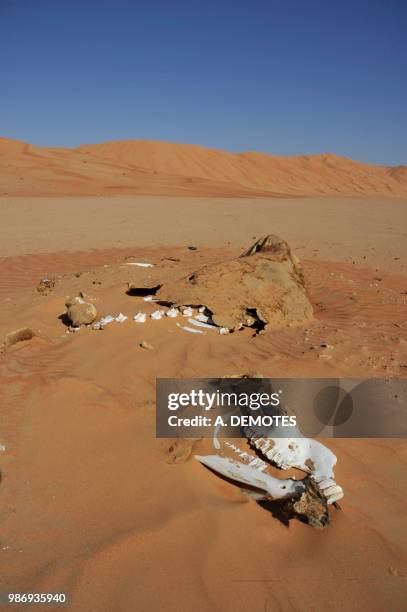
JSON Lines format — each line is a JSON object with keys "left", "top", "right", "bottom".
{"left": 65, "top": 295, "right": 97, "bottom": 327}
{"left": 187, "top": 246, "right": 198, "bottom": 251}
{"left": 37, "top": 278, "right": 55, "bottom": 294}
{"left": 140, "top": 340, "right": 154, "bottom": 350}
{"left": 4, "top": 327, "right": 37, "bottom": 348}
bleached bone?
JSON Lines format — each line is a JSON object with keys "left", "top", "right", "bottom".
{"left": 250, "top": 435, "right": 336, "bottom": 480}
{"left": 225, "top": 442, "right": 268, "bottom": 471}
{"left": 210, "top": 417, "right": 344, "bottom": 505}
{"left": 187, "top": 318, "right": 216, "bottom": 330}
{"left": 151, "top": 310, "right": 164, "bottom": 320}
{"left": 176, "top": 322, "right": 204, "bottom": 334}
{"left": 244, "top": 424, "right": 343, "bottom": 504}
{"left": 93, "top": 315, "right": 114, "bottom": 329}
{"left": 195, "top": 454, "right": 305, "bottom": 501}
{"left": 93, "top": 313, "right": 128, "bottom": 329}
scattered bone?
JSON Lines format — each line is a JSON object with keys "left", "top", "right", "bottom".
{"left": 187, "top": 318, "right": 216, "bottom": 330}
{"left": 124, "top": 262, "right": 154, "bottom": 268}
{"left": 65, "top": 295, "right": 97, "bottom": 327}
{"left": 151, "top": 310, "right": 164, "bottom": 320}
{"left": 218, "top": 327, "right": 229, "bottom": 335}
{"left": 166, "top": 307, "right": 179, "bottom": 318}
{"left": 182, "top": 307, "right": 193, "bottom": 317}
{"left": 93, "top": 315, "right": 114, "bottom": 329}
{"left": 143, "top": 296, "right": 160, "bottom": 302}
{"left": 134, "top": 312, "right": 147, "bottom": 323}
{"left": 93, "top": 313, "right": 128, "bottom": 329}
{"left": 176, "top": 323, "right": 204, "bottom": 334}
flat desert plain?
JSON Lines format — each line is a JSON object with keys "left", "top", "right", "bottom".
{"left": 0, "top": 140, "right": 407, "bottom": 611}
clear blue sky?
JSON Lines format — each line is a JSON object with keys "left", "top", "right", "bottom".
{"left": 1, "top": 0, "right": 406, "bottom": 165}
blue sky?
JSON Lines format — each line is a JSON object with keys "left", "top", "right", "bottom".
{"left": 1, "top": 0, "right": 406, "bottom": 165}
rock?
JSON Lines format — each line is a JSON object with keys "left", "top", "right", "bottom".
{"left": 140, "top": 340, "right": 154, "bottom": 350}
{"left": 2, "top": 328, "right": 37, "bottom": 351}
{"left": 157, "top": 235, "right": 313, "bottom": 332}
{"left": 240, "top": 234, "right": 298, "bottom": 260}
{"left": 37, "top": 278, "right": 55, "bottom": 294}
{"left": 65, "top": 295, "right": 97, "bottom": 327}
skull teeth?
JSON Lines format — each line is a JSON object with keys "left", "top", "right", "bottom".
{"left": 323, "top": 484, "right": 343, "bottom": 497}
{"left": 326, "top": 490, "right": 344, "bottom": 504}
{"left": 317, "top": 478, "right": 337, "bottom": 490}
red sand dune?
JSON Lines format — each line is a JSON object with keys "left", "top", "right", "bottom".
{"left": 1, "top": 136, "right": 406, "bottom": 197}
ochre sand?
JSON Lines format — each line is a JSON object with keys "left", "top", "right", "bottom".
{"left": 0, "top": 194, "right": 406, "bottom": 611}
{"left": 1, "top": 137, "right": 407, "bottom": 198}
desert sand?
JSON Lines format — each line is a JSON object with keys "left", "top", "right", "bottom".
{"left": 1, "top": 137, "right": 407, "bottom": 198}
{"left": 0, "top": 144, "right": 407, "bottom": 611}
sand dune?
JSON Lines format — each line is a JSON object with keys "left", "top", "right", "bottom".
{"left": 1, "top": 136, "right": 406, "bottom": 197}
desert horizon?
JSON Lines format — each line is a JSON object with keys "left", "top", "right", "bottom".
{"left": 1, "top": 136, "right": 407, "bottom": 198}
